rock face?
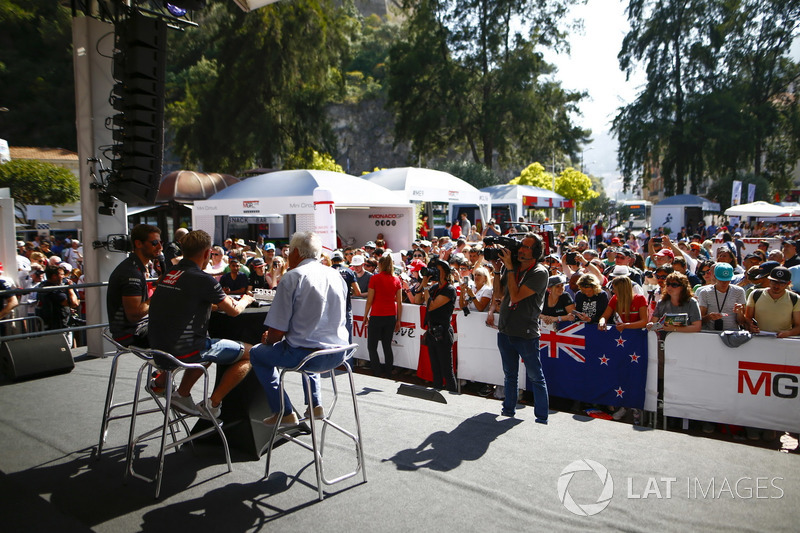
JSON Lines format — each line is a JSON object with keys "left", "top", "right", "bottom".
{"left": 327, "top": 97, "right": 412, "bottom": 176}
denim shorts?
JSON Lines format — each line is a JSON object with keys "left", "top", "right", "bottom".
{"left": 197, "top": 338, "right": 245, "bottom": 365}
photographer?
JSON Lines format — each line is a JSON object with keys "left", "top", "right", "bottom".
{"left": 412, "top": 258, "right": 457, "bottom": 392}
{"left": 485, "top": 232, "right": 549, "bottom": 422}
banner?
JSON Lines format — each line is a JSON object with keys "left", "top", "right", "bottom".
{"left": 663, "top": 332, "right": 800, "bottom": 432}
{"left": 313, "top": 187, "right": 336, "bottom": 253}
{"left": 747, "top": 183, "right": 756, "bottom": 204}
{"left": 731, "top": 179, "right": 742, "bottom": 206}
{"left": 539, "top": 322, "right": 649, "bottom": 408}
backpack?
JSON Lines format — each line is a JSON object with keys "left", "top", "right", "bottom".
{"left": 752, "top": 288, "right": 798, "bottom": 306}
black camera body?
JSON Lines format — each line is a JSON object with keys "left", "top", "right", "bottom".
{"left": 483, "top": 235, "right": 523, "bottom": 262}
{"left": 564, "top": 251, "right": 579, "bottom": 266}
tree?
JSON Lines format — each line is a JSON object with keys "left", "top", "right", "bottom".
{"left": 705, "top": 171, "right": 772, "bottom": 211}
{"left": 434, "top": 160, "right": 502, "bottom": 189}
{"left": 509, "top": 162, "right": 554, "bottom": 189}
{"left": 283, "top": 148, "right": 344, "bottom": 172}
{"left": 555, "top": 167, "right": 598, "bottom": 209}
{"left": 581, "top": 193, "right": 614, "bottom": 224}
{"left": 387, "top": 0, "right": 588, "bottom": 170}
{"left": 167, "top": 0, "right": 358, "bottom": 173}
{"left": 0, "top": 1, "right": 75, "bottom": 150}
{"left": 0, "top": 160, "right": 80, "bottom": 217}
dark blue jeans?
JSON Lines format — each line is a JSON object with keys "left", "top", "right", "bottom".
{"left": 497, "top": 332, "right": 548, "bottom": 420}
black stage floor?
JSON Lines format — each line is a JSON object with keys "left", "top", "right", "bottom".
{"left": 0, "top": 348, "right": 797, "bottom": 532}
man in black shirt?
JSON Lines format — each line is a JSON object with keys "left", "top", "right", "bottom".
{"left": 148, "top": 230, "right": 254, "bottom": 418}
{"left": 331, "top": 250, "right": 361, "bottom": 341}
{"left": 106, "top": 224, "right": 162, "bottom": 347}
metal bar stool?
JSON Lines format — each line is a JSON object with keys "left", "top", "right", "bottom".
{"left": 125, "top": 346, "right": 233, "bottom": 499}
{"left": 261, "top": 343, "right": 366, "bottom": 501}
{"left": 97, "top": 328, "right": 173, "bottom": 459}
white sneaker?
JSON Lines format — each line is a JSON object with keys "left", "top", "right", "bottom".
{"left": 612, "top": 407, "right": 627, "bottom": 421}
{"left": 171, "top": 393, "right": 200, "bottom": 416}
{"left": 197, "top": 400, "right": 221, "bottom": 420}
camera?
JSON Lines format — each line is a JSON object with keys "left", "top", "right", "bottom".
{"left": 483, "top": 236, "right": 522, "bottom": 262}
{"left": 564, "top": 251, "right": 578, "bottom": 266}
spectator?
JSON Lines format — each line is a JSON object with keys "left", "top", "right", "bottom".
{"left": 460, "top": 266, "right": 493, "bottom": 312}
{"left": 247, "top": 257, "right": 269, "bottom": 291}
{"left": 350, "top": 255, "right": 372, "bottom": 295}
{"left": 266, "top": 256, "right": 287, "bottom": 289}
{"left": 540, "top": 274, "right": 575, "bottom": 325}
{"left": 696, "top": 263, "right": 747, "bottom": 331}
{"left": 417, "top": 258, "right": 457, "bottom": 392}
{"left": 36, "top": 265, "right": 79, "bottom": 345}
{"left": 204, "top": 245, "right": 228, "bottom": 281}
{"left": 363, "top": 255, "right": 403, "bottom": 378}
{"left": 648, "top": 272, "right": 702, "bottom": 332}
{"left": 744, "top": 266, "right": 800, "bottom": 338}
{"left": 573, "top": 273, "right": 608, "bottom": 323}
{"left": 331, "top": 250, "right": 361, "bottom": 342}
{"left": 783, "top": 240, "right": 799, "bottom": 268}
{"left": 219, "top": 258, "right": 248, "bottom": 295}
{"left": 716, "top": 246, "right": 743, "bottom": 275}
{"left": 0, "top": 262, "right": 19, "bottom": 332}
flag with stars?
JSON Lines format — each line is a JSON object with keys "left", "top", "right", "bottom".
{"left": 539, "top": 322, "right": 648, "bottom": 408}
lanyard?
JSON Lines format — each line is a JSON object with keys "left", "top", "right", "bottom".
{"left": 714, "top": 286, "right": 729, "bottom": 313}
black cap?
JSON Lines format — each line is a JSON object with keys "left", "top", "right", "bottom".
{"left": 768, "top": 266, "right": 792, "bottom": 283}
{"left": 753, "top": 261, "right": 779, "bottom": 280}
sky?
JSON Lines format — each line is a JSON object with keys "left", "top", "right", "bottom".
{"left": 545, "top": 0, "right": 800, "bottom": 200}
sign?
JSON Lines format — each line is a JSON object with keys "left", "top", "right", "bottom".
{"left": 731, "top": 180, "right": 742, "bottom": 206}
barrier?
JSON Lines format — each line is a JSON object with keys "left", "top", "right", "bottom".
{"left": 663, "top": 332, "right": 800, "bottom": 432}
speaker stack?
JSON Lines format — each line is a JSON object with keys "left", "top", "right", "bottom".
{"left": 0, "top": 335, "right": 74, "bottom": 381}
{"left": 108, "top": 11, "right": 167, "bottom": 206}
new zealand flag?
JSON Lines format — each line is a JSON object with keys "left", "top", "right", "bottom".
{"left": 539, "top": 322, "right": 648, "bottom": 408}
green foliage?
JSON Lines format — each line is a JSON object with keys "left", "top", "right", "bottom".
{"left": 582, "top": 193, "right": 614, "bottom": 223}
{"left": 0, "top": 1, "right": 75, "bottom": 150}
{"left": 166, "top": 0, "right": 358, "bottom": 173}
{"left": 343, "top": 14, "right": 401, "bottom": 101}
{"left": 387, "top": 0, "right": 587, "bottom": 169}
{"left": 434, "top": 161, "right": 502, "bottom": 190}
{"left": 705, "top": 172, "right": 772, "bottom": 211}
{"left": 614, "top": 0, "right": 800, "bottom": 195}
{"left": 509, "top": 162, "right": 554, "bottom": 189}
{"left": 0, "top": 160, "right": 80, "bottom": 206}
{"left": 283, "top": 148, "right": 344, "bottom": 172}
{"left": 555, "top": 167, "right": 597, "bottom": 209}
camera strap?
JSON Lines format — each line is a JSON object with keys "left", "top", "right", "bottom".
{"left": 515, "top": 264, "right": 535, "bottom": 290}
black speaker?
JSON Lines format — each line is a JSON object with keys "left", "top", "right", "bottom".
{"left": 108, "top": 11, "right": 167, "bottom": 206}
{"left": 0, "top": 335, "right": 74, "bottom": 381}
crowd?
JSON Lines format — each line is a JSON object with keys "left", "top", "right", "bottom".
{"left": 3, "top": 213, "right": 798, "bottom": 438}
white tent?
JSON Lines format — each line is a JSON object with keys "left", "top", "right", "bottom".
{"left": 193, "top": 170, "right": 415, "bottom": 249}
{"left": 360, "top": 167, "right": 491, "bottom": 225}
{"left": 724, "top": 201, "right": 792, "bottom": 218}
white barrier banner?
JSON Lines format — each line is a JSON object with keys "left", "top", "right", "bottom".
{"left": 663, "top": 332, "right": 800, "bottom": 432}
{"left": 456, "top": 310, "right": 526, "bottom": 388}
{"left": 351, "top": 299, "right": 423, "bottom": 370}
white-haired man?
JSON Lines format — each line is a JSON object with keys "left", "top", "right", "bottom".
{"left": 251, "top": 232, "right": 349, "bottom": 427}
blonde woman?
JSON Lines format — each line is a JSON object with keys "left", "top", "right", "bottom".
{"left": 598, "top": 276, "right": 648, "bottom": 332}
{"left": 572, "top": 273, "right": 608, "bottom": 323}
{"left": 266, "top": 256, "right": 288, "bottom": 289}
{"left": 459, "top": 266, "right": 493, "bottom": 311}
{"left": 204, "top": 245, "right": 228, "bottom": 281}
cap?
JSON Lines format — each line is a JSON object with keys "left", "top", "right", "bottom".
{"left": 714, "top": 263, "right": 734, "bottom": 282}
{"left": 743, "top": 253, "right": 759, "bottom": 261}
{"left": 264, "top": 242, "right": 276, "bottom": 251}
{"left": 419, "top": 240, "right": 431, "bottom": 247}
{"left": 17, "top": 241, "right": 25, "bottom": 247}
{"left": 720, "top": 330, "right": 752, "bottom": 348}
{"left": 654, "top": 248, "right": 675, "bottom": 259}
{"left": 689, "top": 242, "right": 702, "bottom": 249}
{"left": 236, "top": 239, "right": 245, "bottom": 246}
{"left": 59, "top": 262, "right": 73, "bottom": 272}
{"left": 251, "top": 257, "right": 265, "bottom": 266}
{"left": 609, "top": 265, "right": 630, "bottom": 278}
{"left": 611, "top": 237, "right": 620, "bottom": 244}
{"left": 548, "top": 274, "right": 567, "bottom": 288}
{"left": 408, "top": 259, "right": 426, "bottom": 272}
{"left": 365, "top": 241, "right": 376, "bottom": 248}
{"left": 350, "top": 255, "right": 365, "bottom": 266}
{"left": 400, "top": 249, "right": 408, "bottom": 256}
{"left": 782, "top": 239, "right": 797, "bottom": 248}
{"left": 768, "top": 266, "right": 792, "bottom": 283}
{"left": 331, "top": 251, "right": 344, "bottom": 261}
{"left": 734, "top": 232, "right": 742, "bottom": 237}
{"left": 753, "top": 261, "right": 779, "bottom": 280}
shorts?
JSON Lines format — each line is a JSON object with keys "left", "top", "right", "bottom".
{"left": 197, "top": 338, "right": 245, "bottom": 365}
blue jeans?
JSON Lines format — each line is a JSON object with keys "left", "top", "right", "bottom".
{"left": 250, "top": 341, "right": 344, "bottom": 416}
{"left": 497, "top": 332, "right": 548, "bottom": 420}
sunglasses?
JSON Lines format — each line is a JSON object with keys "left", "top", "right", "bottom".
{"left": 273, "top": 262, "right": 280, "bottom": 266}
{"left": 666, "top": 282, "right": 682, "bottom": 288}
{"left": 413, "top": 254, "right": 425, "bottom": 258}
{"left": 149, "top": 240, "right": 162, "bottom": 246}
{"left": 656, "top": 274, "right": 667, "bottom": 280}
{"left": 211, "top": 252, "right": 221, "bottom": 256}
{"left": 459, "top": 266, "right": 470, "bottom": 271}
{"left": 698, "top": 269, "right": 710, "bottom": 276}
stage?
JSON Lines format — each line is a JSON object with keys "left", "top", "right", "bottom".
{"left": 0, "top": 349, "right": 797, "bottom": 532}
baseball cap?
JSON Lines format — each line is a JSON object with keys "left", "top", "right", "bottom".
{"left": 714, "top": 263, "right": 734, "bottom": 282}
{"left": 365, "top": 241, "right": 376, "bottom": 248}
{"left": 768, "top": 266, "right": 792, "bottom": 283}
{"left": 654, "top": 248, "right": 675, "bottom": 259}
{"left": 782, "top": 239, "right": 796, "bottom": 248}
{"left": 689, "top": 242, "right": 702, "bottom": 250}
{"left": 350, "top": 255, "right": 365, "bottom": 266}
{"left": 734, "top": 232, "right": 742, "bottom": 237}
{"left": 548, "top": 274, "right": 567, "bottom": 288}
{"left": 419, "top": 240, "right": 431, "bottom": 247}
{"left": 264, "top": 242, "right": 276, "bottom": 251}
{"left": 331, "top": 250, "right": 344, "bottom": 261}
{"left": 609, "top": 265, "right": 631, "bottom": 278}
{"left": 251, "top": 257, "right": 265, "bottom": 266}
{"left": 753, "top": 261, "right": 779, "bottom": 280}
{"left": 407, "top": 259, "right": 426, "bottom": 272}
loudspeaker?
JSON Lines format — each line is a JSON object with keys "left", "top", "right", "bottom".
{"left": 0, "top": 335, "right": 74, "bottom": 381}
{"left": 108, "top": 11, "right": 167, "bottom": 206}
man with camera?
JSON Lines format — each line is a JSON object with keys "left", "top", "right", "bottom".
{"left": 485, "top": 232, "right": 550, "bottom": 422}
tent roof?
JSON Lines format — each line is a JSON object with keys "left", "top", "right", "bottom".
{"left": 480, "top": 184, "right": 565, "bottom": 201}
{"left": 156, "top": 171, "right": 239, "bottom": 203}
{"left": 655, "top": 194, "right": 720, "bottom": 211}
{"left": 724, "top": 201, "right": 793, "bottom": 217}
{"left": 208, "top": 169, "right": 406, "bottom": 207}
{"left": 360, "top": 167, "right": 489, "bottom": 204}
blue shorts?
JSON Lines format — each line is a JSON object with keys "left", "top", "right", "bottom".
{"left": 197, "top": 338, "right": 245, "bottom": 365}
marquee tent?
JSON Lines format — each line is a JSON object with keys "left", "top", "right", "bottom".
{"left": 192, "top": 169, "right": 415, "bottom": 249}
{"left": 360, "top": 167, "right": 492, "bottom": 225}
{"left": 724, "top": 201, "right": 793, "bottom": 218}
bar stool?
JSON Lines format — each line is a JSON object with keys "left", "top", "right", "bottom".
{"left": 125, "top": 346, "right": 232, "bottom": 499}
{"left": 97, "top": 328, "right": 170, "bottom": 459}
{"left": 261, "top": 343, "right": 366, "bottom": 501}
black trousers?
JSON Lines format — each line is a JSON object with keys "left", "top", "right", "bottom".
{"left": 367, "top": 315, "right": 395, "bottom": 376}
{"left": 426, "top": 325, "right": 456, "bottom": 391}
